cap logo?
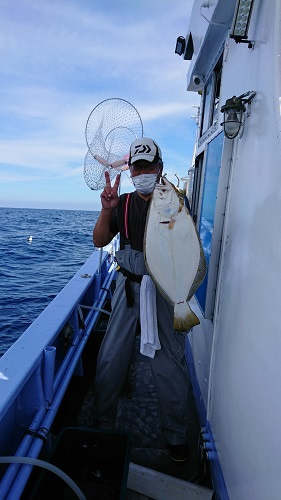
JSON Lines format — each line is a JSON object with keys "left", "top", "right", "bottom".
{"left": 134, "top": 144, "right": 152, "bottom": 155}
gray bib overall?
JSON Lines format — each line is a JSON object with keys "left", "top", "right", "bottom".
{"left": 95, "top": 204, "right": 190, "bottom": 445}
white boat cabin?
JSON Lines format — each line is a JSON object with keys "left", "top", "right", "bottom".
{"left": 180, "top": 1, "right": 281, "bottom": 499}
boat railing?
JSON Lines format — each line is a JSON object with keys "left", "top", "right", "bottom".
{"left": 0, "top": 249, "right": 116, "bottom": 499}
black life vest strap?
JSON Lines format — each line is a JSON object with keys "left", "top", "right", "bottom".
{"left": 117, "top": 267, "right": 143, "bottom": 307}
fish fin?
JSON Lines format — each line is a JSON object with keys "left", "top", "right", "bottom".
{"left": 174, "top": 302, "right": 200, "bottom": 332}
{"left": 188, "top": 244, "right": 207, "bottom": 300}
{"left": 187, "top": 213, "right": 207, "bottom": 300}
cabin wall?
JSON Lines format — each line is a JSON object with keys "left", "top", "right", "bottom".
{"left": 208, "top": 2, "right": 281, "bottom": 498}
{"left": 187, "top": 298, "right": 213, "bottom": 413}
{"left": 186, "top": 1, "right": 281, "bottom": 499}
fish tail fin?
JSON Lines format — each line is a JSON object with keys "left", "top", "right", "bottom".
{"left": 174, "top": 302, "right": 200, "bottom": 332}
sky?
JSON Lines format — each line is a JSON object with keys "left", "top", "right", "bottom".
{"left": 0, "top": 0, "right": 199, "bottom": 211}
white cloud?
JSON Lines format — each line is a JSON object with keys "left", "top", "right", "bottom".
{"left": 0, "top": 0, "right": 198, "bottom": 209}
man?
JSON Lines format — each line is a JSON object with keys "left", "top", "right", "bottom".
{"left": 93, "top": 137, "right": 190, "bottom": 462}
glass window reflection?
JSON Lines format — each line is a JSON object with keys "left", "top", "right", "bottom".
{"left": 196, "top": 132, "right": 224, "bottom": 313}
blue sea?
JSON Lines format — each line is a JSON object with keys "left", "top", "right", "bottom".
{"left": 0, "top": 207, "right": 100, "bottom": 357}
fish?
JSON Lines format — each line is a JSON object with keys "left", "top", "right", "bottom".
{"left": 144, "top": 178, "right": 206, "bottom": 331}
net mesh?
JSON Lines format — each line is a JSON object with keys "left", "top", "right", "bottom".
{"left": 84, "top": 98, "right": 143, "bottom": 190}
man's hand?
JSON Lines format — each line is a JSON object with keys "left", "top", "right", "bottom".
{"left": 93, "top": 171, "right": 121, "bottom": 247}
{"left": 100, "top": 171, "right": 121, "bottom": 210}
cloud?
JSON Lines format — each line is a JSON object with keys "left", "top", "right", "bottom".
{"left": 0, "top": 0, "right": 198, "bottom": 209}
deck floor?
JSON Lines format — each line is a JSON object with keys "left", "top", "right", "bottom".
{"left": 50, "top": 307, "right": 212, "bottom": 499}
{"left": 76, "top": 334, "right": 211, "bottom": 498}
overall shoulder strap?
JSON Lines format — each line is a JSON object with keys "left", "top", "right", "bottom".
{"left": 124, "top": 192, "right": 132, "bottom": 241}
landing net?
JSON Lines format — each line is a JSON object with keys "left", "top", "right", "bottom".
{"left": 84, "top": 98, "right": 143, "bottom": 190}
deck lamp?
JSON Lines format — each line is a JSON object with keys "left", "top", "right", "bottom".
{"left": 220, "top": 91, "right": 256, "bottom": 139}
{"left": 230, "top": 0, "right": 255, "bottom": 47}
{"left": 175, "top": 36, "right": 186, "bottom": 56}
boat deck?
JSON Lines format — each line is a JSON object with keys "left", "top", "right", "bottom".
{"left": 50, "top": 305, "right": 212, "bottom": 499}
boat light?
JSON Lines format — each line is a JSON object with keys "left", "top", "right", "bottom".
{"left": 230, "top": 0, "right": 255, "bottom": 47}
{"left": 220, "top": 91, "right": 256, "bottom": 139}
{"left": 175, "top": 36, "right": 185, "bottom": 56}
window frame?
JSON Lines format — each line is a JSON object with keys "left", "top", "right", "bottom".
{"left": 190, "top": 133, "right": 233, "bottom": 320}
{"left": 199, "top": 53, "right": 223, "bottom": 144}
{"left": 200, "top": 74, "right": 216, "bottom": 137}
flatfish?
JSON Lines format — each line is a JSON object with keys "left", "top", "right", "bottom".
{"left": 144, "top": 178, "right": 206, "bottom": 331}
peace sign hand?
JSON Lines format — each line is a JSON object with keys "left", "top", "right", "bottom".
{"left": 100, "top": 171, "right": 121, "bottom": 210}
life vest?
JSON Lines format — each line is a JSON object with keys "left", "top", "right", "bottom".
{"left": 117, "top": 192, "right": 143, "bottom": 307}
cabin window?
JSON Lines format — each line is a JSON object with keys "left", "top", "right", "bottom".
{"left": 201, "top": 76, "right": 214, "bottom": 135}
{"left": 190, "top": 155, "right": 204, "bottom": 224}
{"left": 200, "top": 55, "right": 223, "bottom": 138}
{"left": 195, "top": 132, "right": 224, "bottom": 315}
{"left": 212, "top": 66, "right": 222, "bottom": 127}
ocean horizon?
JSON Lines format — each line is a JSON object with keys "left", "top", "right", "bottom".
{"left": 0, "top": 207, "right": 100, "bottom": 356}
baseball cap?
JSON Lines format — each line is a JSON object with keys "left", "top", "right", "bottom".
{"left": 129, "top": 137, "right": 162, "bottom": 165}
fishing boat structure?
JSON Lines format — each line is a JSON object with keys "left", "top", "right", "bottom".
{"left": 0, "top": 0, "right": 280, "bottom": 498}
{"left": 178, "top": 0, "right": 281, "bottom": 498}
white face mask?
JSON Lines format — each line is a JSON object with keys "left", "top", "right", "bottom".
{"left": 132, "top": 173, "right": 158, "bottom": 195}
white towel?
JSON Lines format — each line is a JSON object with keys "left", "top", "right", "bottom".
{"left": 140, "top": 275, "right": 161, "bottom": 358}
